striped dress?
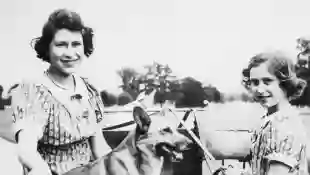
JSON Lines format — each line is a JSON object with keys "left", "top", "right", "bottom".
{"left": 250, "top": 106, "right": 308, "bottom": 175}
{"left": 10, "top": 72, "right": 111, "bottom": 175}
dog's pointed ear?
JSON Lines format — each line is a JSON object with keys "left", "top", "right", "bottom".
{"left": 133, "top": 106, "right": 143, "bottom": 128}
{"left": 133, "top": 106, "right": 151, "bottom": 133}
{"left": 136, "top": 89, "right": 157, "bottom": 109}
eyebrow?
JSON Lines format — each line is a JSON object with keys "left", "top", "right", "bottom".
{"left": 54, "top": 40, "right": 82, "bottom": 43}
{"left": 250, "top": 76, "right": 274, "bottom": 80}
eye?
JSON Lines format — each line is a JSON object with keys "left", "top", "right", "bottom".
{"left": 250, "top": 79, "right": 259, "bottom": 86}
{"left": 262, "top": 78, "right": 274, "bottom": 85}
{"left": 162, "top": 127, "right": 173, "bottom": 133}
{"left": 55, "top": 42, "right": 68, "bottom": 47}
{"left": 72, "top": 41, "right": 82, "bottom": 47}
{"left": 249, "top": 77, "right": 274, "bottom": 86}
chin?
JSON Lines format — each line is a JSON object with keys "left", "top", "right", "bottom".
{"left": 261, "top": 103, "right": 271, "bottom": 108}
{"left": 261, "top": 101, "right": 278, "bottom": 109}
{"left": 62, "top": 68, "right": 79, "bottom": 75}
{"left": 259, "top": 98, "right": 276, "bottom": 108}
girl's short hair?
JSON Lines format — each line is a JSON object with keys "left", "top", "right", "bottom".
{"left": 241, "top": 51, "right": 307, "bottom": 101}
{"left": 31, "top": 9, "right": 94, "bottom": 62}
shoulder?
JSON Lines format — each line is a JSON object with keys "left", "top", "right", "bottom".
{"left": 80, "top": 76, "right": 101, "bottom": 96}
{"left": 9, "top": 78, "right": 51, "bottom": 105}
{"left": 272, "top": 106, "right": 301, "bottom": 125}
{"left": 9, "top": 80, "right": 36, "bottom": 96}
{"left": 271, "top": 107, "right": 307, "bottom": 140}
{"left": 78, "top": 76, "right": 105, "bottom": 118}
{"left": 9, "top": 72, "right": 48, "bottom": 94}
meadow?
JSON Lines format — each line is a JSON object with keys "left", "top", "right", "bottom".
{"left": 102, "top": 101, "right": 310, "bottom": 173}
{"left": 1, "top": 101, "right": 310, "bottom": 174}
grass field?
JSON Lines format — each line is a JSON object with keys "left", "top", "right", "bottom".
{"left": 102, "top": 101, "right": 265, "bottom": 132}
{"left": 1, "top": 102, "right": 310, "bottom": 174}
{"left": 102, "top": 102, "right": 310, "bottom": 174}
{"left": 101, "top": 102, "right": 264, "bottom": 174}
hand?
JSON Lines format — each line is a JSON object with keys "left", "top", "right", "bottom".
{"left": 28, "top": 164, "right": 52, "bottom": 175}
{"left": 223, "top": 165, "right": 252, "bottom": 175}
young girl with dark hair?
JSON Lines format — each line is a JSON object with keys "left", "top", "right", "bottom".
{"left": 241, "top": 51, "right": 308, "bottom": 175}
{"left": 10, "top": 9, "right": 111, "bottom": 175}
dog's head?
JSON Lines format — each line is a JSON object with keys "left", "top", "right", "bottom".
{"left": 133, "top": 106, "right": 192, "bottom": 162}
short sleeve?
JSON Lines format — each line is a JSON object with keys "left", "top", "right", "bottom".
{"left": 10, "top": 83, "right": 49, "bottom": 141}
{"left": 82, "top": 78, "right": 105, "bottom": 124}
{"left": 93, "top": 93, "right": 105, "bottom": 125}
{"left": 265, "top": 114, "right": 307, "bottom": 171}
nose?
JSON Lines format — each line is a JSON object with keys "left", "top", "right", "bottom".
{"left": 63, "top": 46, "right": 78, "bottom": 59}
{"left": 251, "top": 80, "right": 266, "bottom": 93}
{"left": 176, "top": 133, "right": 192, "bottom": 145}
{"left": 256, "top": 86, "right": 265, "bottom": 94}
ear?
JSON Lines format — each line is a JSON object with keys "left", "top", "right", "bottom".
{"left": 133, "top": 107, "right": 143, "bottom": 128}
{"left": 138, "top": 89, "right": 157, "bottom": 108}
{"left": 132, "top": 106, "right": 151, "bottom": 132}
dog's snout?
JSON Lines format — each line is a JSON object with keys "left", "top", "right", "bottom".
{"left": 173, "top": 133, "right": 192, "bottom": 151}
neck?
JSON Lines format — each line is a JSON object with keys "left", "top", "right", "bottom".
{"left": 47, "top": 66, "right": 75, "bottom": 90}
{"left": 266, "top": 100, "right": 291, "bottom": 116}
{"left": 266, "top": 104, "right": 278, "bottom": 116}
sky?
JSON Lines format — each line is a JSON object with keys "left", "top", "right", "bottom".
{"left": 1, "top": 0, "right": 310, "bottom": 94}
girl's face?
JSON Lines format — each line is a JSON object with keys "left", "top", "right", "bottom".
{"left": 48, "top": 28, "right": 85, "bottom": 76}
{"left": 249, "top": 62, "right": 287, "bottom": 108}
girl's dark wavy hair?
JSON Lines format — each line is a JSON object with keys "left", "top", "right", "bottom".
{"left": 31, "top": 9, "right": 94, "bottom": 62}
{"left": 241, "top": 51, "right": 307, "bottom": 101}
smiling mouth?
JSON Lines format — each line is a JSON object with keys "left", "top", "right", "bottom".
{"left": 255, "top": 94, "right": 272, "bottom": 102}
{"left": 156, "top": 143, "right": 184, "bottom": 161}
{"left": 61, "top": 58, "right": 80, "bottom": 63}
{"left": 257, "top": 95, "right": 271, "bottom": 99}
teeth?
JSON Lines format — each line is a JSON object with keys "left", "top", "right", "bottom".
{"left": 172, "top": 152, "right": 183, "bottom": 161}
{"left": 62, "top": 58, "right": 79, "bottom": 62}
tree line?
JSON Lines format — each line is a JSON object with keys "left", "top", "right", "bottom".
{"left": 3, "top": 35, "right": 310, "bottom": 108}
{"left": 101, "top": 37, "right": 310, "bottom": 108}
{"left": 100, "top": 62, "right": 253, "bottom": 107}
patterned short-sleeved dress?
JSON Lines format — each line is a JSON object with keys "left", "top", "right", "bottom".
{"left": 10, "top": 72, "right": 111, "bottom": 175}
{"left": 250, "top": 106, "right": 308, "bottom": 175}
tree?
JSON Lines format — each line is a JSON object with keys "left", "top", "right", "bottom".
{"left": 117, "top": 67, "right": 138, "bottom": 88}
{"left": 0, "top": 85, "right": 11, "bottom": 110}
{"left": 291, "top": 36, "right": 310, "bottom": 107}
{"left": 203, "top": 85, "right": 223, "bottom": 103}
{"left": 154, "top": 90, "right": 184, "bottom": 105}
{"left": 296, "top": 37, "right": 310, "bottom": 81}
{"left": 140, "top": 62, "right": 178, "bottom": 106}
{"left": 175, "top": 77, "right": 208, "bottom": 108}
{"left": 240, "top": 92, "right": 254, "bottom": 102}
{"left": 100, "top": 90, "right": 118, "bottom": 107}
{"left": 117, "top": 67, "right": 140, "bottom": 99}
{"left": 117, "top": 92, "right": 134, "bottom": 106}
{"left": 290, "top": 87, "right": 310, "bottom": 107}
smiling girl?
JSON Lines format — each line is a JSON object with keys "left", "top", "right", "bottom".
{"left": 9, "top": 9, "right": 112, "bottom": 175}
{"left": 242, "top": 51, "right": 308, "bottom": 175}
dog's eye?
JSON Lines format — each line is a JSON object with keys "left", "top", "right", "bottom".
{"left": 162, "top": 127, "right": 173, "bottom": 133}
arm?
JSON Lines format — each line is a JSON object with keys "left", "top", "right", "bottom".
{"left": 86, "top": 82, "right": 112, "bottom": 159}
{"left": 268, "top": 162, "right": 294, "bottom": 175}
{"left": 195, "top": 108, "right": 254, "bottom": 161}
{"left": 197, "top": 126, "right": 253, "bottom": 160}
{"left": 265, "top": 114, "right": 307, "bottom": 175}
{"left": 10, "top": 83, "right": 50, "bottom": 172}
{"left": 17, "top": 129, "right": 49, "bottom": 171}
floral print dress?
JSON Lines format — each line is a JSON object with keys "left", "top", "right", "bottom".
{"left": 250, "top": 106, "right": 308, "bottom": 175}
{"left": 9, "top": 72, "right": 111, "bottom": 175}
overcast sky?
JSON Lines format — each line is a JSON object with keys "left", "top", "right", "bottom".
{"left": 1, "top": 0, "right": 310, "bottom": 94}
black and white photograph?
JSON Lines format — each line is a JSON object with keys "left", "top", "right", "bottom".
{"left": 0, "top": 0, "right": 310, "bottom": 175}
